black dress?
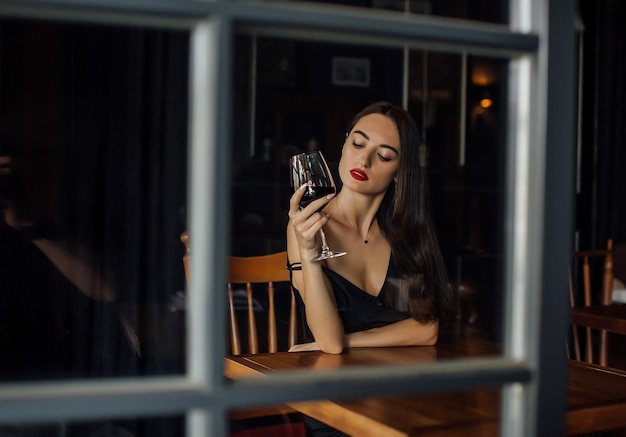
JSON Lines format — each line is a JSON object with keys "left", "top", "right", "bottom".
{"left": 289, "top": 257, "right": 410, "bottom": 437}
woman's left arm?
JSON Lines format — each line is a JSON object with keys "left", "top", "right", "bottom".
{"left": 289, "top": 318, "right": 438, "bottom": 351}
{"left": 346, "top": 318, "right": 438, "bottom": 348}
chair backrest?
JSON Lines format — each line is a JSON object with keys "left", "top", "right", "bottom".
{"left": 569, "top": 239, "right": 614, "bottom": 365}
{"left": 180, "top": 232, "right": 297, "bottom": 355}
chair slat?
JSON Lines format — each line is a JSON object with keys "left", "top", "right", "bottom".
{"left": 268, "top": 282, "right": 277, "bottom": 353}
{"left": 570, "top": 239, "right": 614, "bottom": 366}
{"left": 569, "top": 273, "right": 581, "bottom": 361}
{"left": 289, "top": 291, "right": 297, "bottom": 349}
{"left": 246, "top": 282, "right": 258, "bottom": 354}
{"left": 228, "top": 284, "right": 241, "bottom": 356}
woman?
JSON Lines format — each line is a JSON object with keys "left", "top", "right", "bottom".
{"left": 287, "top": 102, "right": 454, "bottom": 355}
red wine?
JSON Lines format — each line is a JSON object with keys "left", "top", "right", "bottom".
{"left": 300, "top": 186, "right": 335, "bottom": 209}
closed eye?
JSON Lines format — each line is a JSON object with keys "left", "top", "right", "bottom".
{"left": 352, "top": 141, "right": 364, "bottom": 148}
{"left": 378, "top": 154, "right": 392, "bottom": 162}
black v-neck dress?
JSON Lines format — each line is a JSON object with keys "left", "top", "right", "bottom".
{"left": 288, "top": 258, "right": 411, "bottom": 437}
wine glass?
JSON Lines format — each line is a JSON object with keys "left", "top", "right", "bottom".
{"left": 290, "top": 151, "right": 347, "bottom": 262}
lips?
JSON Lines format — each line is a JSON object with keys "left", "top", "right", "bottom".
{"left": 349, "top": 169, "right": 368, "bottom": 181}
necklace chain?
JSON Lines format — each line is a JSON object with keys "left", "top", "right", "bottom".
{"left": 363, "top": 221, "right": 376, "bottom": 244}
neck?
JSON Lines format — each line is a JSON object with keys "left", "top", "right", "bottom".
{"left": 331, "top": 191, "right": 383, "bottom": 242}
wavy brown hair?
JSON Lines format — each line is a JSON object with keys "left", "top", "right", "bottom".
{"left": 346, "top": 102, "right": 454, "bottom": 324}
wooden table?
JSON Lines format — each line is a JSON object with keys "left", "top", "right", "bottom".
{"left": 225, "top": 337, "right": 626, "bottom": 436}
{"left": 570, "top": 303, "right": 626, "bottom": 334}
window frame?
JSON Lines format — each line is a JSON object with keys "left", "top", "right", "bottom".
{"left": 0, "top": 1, "right": 576, "bottom": 436}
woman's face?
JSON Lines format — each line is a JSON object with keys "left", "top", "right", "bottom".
{"left": 339, "top": 113, "right": 401, "bottom": 196}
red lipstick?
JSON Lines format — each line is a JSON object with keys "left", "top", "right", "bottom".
{"left": 350, "top": 168, "right": 368, "bottom": 181}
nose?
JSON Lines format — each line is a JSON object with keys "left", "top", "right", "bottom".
{"left": 359, "top": 151, "right": 372, "bottom": 168}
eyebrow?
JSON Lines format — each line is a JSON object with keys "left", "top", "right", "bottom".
{"left": 353, "top": 130, "right": 400, "bottom": 156}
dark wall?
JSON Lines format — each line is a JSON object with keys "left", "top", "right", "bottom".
{"left": 230, "top": 36, "right": 405, "bottom": 256}
{"left": 578, "top": 0, "right": 626, "bottom": 251}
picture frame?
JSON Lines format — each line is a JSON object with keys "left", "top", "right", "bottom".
{"left": 332, "top": 57, "right": 371, "bottom": 87}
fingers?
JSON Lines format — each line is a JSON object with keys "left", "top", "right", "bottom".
{"left": 292, "top": 210, "right": 329, "bottom": 243}
{"left": 288, "top": 183, "right": 308, "bottom": 218}
{"left": 288, "top": 183, "right": 335, "bottom": 219}
{"left": 291, "top": 196, "right": 331, "bottom": 232}
{"left": 288, "top": 182, "right": 334, "bottom": 251}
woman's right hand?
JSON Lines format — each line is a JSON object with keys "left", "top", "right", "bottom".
{"left": 287, "top": 183, "right": 335, "bottom": 253}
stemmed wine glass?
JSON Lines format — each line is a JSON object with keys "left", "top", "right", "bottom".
{"left": 290, "top": 151, "right": 347, "bottom": 262}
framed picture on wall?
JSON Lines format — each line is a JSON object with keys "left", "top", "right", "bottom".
{"left": 332, "top": 57, "right": 371, "bottom": 87}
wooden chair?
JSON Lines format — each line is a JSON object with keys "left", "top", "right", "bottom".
{"left": 180, "top": 232, "right": 298, "bottom": 354}
{"left": 180, "top": 232, "right": 305, "bottom": 435}
{"left": 228, "top": 252, "right": 298, "bottom": 354}
{"left": 569, "top": 239, "right": 614, "bottom": 366}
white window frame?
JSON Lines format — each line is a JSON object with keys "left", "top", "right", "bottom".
{"left": 0, "top": 1, "right": 576, "bottom": 436}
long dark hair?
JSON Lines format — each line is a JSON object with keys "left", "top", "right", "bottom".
{"left": 347, "top": 102, "right": 454, "bottom": 324}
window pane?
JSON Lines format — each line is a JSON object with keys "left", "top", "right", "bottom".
{"left": 229, "top": 406, "right": 305, "bottom": 436}
{"left": 229, "top": 389, "right": 502, "bottom": 436}
{"left": 230, "top": 33, "right": 508, "bottom": 355}
{"left": 408, "top": 52, "right": 508, "bottom": 342}
{"left": 248, "top": 0, "right": 509, "bottom": 25}
{"left": 0, "top": 18, "right": 189, "bottom": 380}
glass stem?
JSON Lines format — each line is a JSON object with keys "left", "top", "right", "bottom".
{"left": 319, "top": 229, "right": 330, "bottom": 254}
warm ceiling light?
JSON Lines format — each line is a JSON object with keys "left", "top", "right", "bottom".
{"left": 471, "top": 60, "right": 500, "bottom": 86}
{"left": 480, "top": 98, "right": 493, "bottom": 108}
{"left": 472, "top": 74, "right": 491, "bottom": 86}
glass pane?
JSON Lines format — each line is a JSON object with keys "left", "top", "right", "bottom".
{"left": 229, "top": 389, "right": 502, "bottom": 436}
{"left": 229, "top": 406, "right": 305, "bottom": 436}
{"left": 231, "top": 35, "right": 404, "bottom": 256}
{"left": 2, "top": 415, "right": 184, "bottom": 437}
{"left": 409, "top": 52, "right": 508, "bottom": 342}
{"left": 229, "top": 33, "right": 508, "bottom": 356}
{"left": 0, "top": 18, "right": 189, "bottom": 380}
{"left": 248, "top": 0, "right": 509, "bottom": 25}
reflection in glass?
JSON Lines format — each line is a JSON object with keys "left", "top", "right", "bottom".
{"left": 408, "top": 52, "right": 508, "bottom": 341}
{"left": 229, "top": 406, "right": 306, "bottom": 436}
{"left": 226, "top": 337, "right": 502, "bottom": 434}
{"left": 229, "top": 387, "right": 501, "bottom": 436}
{"left": 0, "top": 18, "right": 189, "bottom": 380}
{"left": 231, "top": 33, "right": 508, "bottom": 343}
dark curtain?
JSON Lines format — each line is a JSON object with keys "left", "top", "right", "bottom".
{"left": 58, "top": 24, "right": 189, "bottom": 303}
{"left": 1, "top": 18, "right": 189, "bottom": 381}
{"left": 57, "top": 24, "right": 189, "bottom": 375}
{"left": 579, "top": 0, "right": 626, "bottom": 250}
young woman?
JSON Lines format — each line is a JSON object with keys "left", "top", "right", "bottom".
{"left": 287, "top": 102, "right": 454, "bottom": 355}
